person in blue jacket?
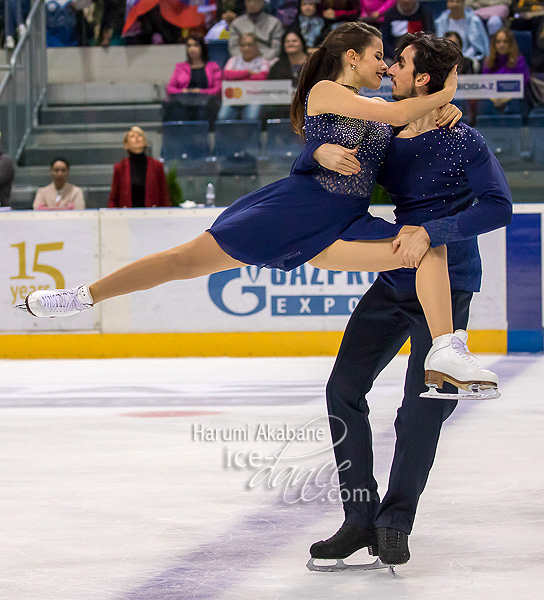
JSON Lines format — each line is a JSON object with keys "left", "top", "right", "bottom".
{"left": 294, "top": 32, "right": 512, "bottom": 568}
{"left": 435, "top": 0, "right": 489, "bottom": 69}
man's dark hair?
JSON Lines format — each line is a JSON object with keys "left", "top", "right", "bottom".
{"left": 395, "top": 33, "right": 462, "bottom": 95}
{"left": 50, "top": 157, "right": 70, "bottom": 169}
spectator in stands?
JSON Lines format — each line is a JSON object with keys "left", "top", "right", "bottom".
{"left": 482, "top": 26, "right": 530, "bottom": 111}
{"left": 444, "top": 31, "right": 474, "bottom": 73}
{"left": 218, "top": 32, "right": 270, "bottom": 120}
{"left": 163, "top": 35, "right": 222, "bottom": 123}
{"left": 382, "top": 0, "right": 434, "bottom": 61}
{"left": 33, "top": 158, "right": 85, "bottom": 210}
{"left": 108, "top": 127, "right": 170, "bottom": 208}
{"left": 205, "top": 0, "right": 239, "bottom": 40}
{"left": 276, "top": 0, "right": 300, "bottom": 28}
{"left": 268, "top": 31, "right": 308, "bottom": 87}
{"left": 0, "top": 133, "right": 15, "bottom": 208}
{"left": 321, "top": 0, "right": 360, "bottom": 30}
{"left": 228, "top": 0, "right": 284, "bottom": 61}
{"left": 2, "top": 0, "right": 30, "bottom": 49}
{"left": 464, "top": 0, "right": 510, "bottom": 37}
{"left": 288, "top": 0, "right": 328, "bottom": 52}
{"left": 359, "top": 0, "right": 397, "bottom": 26}
{"left": 435, "top": 0, "right": 489, "bottom": 70}
{"left": 265, "top": 30, "right": 309, "bottom": 119}
{"left": 445, "top": 30, "right": 478, "bottom": 124}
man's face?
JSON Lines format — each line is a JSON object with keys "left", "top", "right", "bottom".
{"left": 397, "top": 0, "right": 417, "bottom": 12}
{"left": 240, "top": 36, "right": 259, "bottom": 61}
{"left": 300, "top": 0, "right": 317, "bottom": 17}
{"left": 387, "top": 46, "right": 420, "bottom": 100}
{"left": 245, "top": 0, "right": 264, "bottom": 15}
{"left": 446, "top": 0, "right": 464, "bottom": 14}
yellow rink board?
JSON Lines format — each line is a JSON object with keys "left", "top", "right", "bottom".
{"left": 0, "top": 330, "right": 506, "bottom": 359}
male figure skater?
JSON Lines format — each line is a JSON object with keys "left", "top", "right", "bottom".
{"left": 291, "top": 33, "right": 512, "bottom": 567}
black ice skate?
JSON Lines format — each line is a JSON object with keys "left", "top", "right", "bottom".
{"left": 377, "top": 527, "right": 410, "bottom": 570}
{"left": 306, "top": 523, "right": 393, "bottom": 574}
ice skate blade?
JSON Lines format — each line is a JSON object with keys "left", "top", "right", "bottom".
{"left": 420, "top": 386, "right": 500, "bottom": 400}
{"left": 14, "top": 303, "right": 32, "bottom": 314}
{"left": 306, "top": 557, "right": 393, "bottom": 574}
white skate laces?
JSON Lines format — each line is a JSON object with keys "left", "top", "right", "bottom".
{"left": 16, "top": 285, "right": 94, "bottom": 318}
{"left": 421, "top": 330, "right": 500, "bottom": 400}
{"left": 451, "top": 333, "right": 479, "bottom": 366}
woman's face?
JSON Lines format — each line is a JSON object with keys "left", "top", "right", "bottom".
{"left": 126, "top": 131, "right": 146, "bottom": 154}
{"left": 186, "top": 39, "right": 203, "bottom": 62}
{"left": 300, "top": 0, "right": 316, "bottom": 17}
{"left": 494, "top": 32, "right": 510, "bottom": 55}
{"left": 284, "top": 33, "right": 304, "bottom": 55}
{"left": 51, "top": 161, "right": 69, "bottom": 188}
{"left": 352, "top": 36, "right": 387, "bottom": 90}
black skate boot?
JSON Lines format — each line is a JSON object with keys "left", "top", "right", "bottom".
{"left": 377, "top": 527, "right": 410, "bottom": 565}
{"left": 307, "top": 523, "right": 387, "bottom": 572}
{"left": 310, "top": 523, "right": 377, "bottom": 559}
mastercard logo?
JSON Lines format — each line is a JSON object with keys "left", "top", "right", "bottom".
{"left": 225, "top": 87, "right": 243, "bottom": 99}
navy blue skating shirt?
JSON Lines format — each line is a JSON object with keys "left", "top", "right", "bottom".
{"left": 291, "top": 122, "right": 512, "bottom": 292}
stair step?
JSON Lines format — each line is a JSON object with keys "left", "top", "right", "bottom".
{"left": 15, "top": 164, "right": 114, "bottom": 187}
{"left": 39, "top": 104, "right": 163, "bottom": 125}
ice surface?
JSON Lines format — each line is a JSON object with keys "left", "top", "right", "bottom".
{"left": 0, "top": 355, "right": 542, "bottom": 599}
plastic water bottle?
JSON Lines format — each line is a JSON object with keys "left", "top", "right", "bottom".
{"left": 205, "top": 183, "right": 215, "bottom": 207}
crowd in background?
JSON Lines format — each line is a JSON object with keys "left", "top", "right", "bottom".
{"left": 1, "top": 0, "right": 544, "bottom": 210}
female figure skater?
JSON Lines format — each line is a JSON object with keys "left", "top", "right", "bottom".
{"left": 19, "top": 22, "right": 497, "bottom": 395}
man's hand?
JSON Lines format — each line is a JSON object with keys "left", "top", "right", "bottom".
{"left": 392, "top": 226, "right": 431, "bottom": 268}
{"left": 313, "top": 143, "right": 361, "bottom": 176}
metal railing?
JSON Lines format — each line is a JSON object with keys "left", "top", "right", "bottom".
{"left": 0, "top": 0, "right": 47, "bottom": 162}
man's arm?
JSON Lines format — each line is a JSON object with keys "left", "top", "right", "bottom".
{"left": 421, "top": 128, "right": 513, "bottom": 247}
{"left": 290, "top": 141, "right": 361, "bottom": 176}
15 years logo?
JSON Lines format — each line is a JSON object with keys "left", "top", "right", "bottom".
{"left": 9, "top": 242, "right": 65, "bottom": 305}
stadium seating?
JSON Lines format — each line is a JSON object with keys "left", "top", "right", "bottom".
{"left": 475, "top": 114, "right": 524, "bottom": 168}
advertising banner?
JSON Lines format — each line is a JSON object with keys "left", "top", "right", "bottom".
{"left": 98, "top": 208, "right": 507, "bottom": 334}
{"left": 221, "top": 80, "right": 293, "bottom": 106}
{"left": 362, "top": 74, "right": 524, "bottom": 101}
{"left": 0, "top": 212, "right": 100, "bottom": 332}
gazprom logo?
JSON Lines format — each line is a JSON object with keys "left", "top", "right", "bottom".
{"left": 208, "top": 266, "right": 375, "bottom": 316}
{"left": 497, "top": 80, "right": 521, "bottom": 93}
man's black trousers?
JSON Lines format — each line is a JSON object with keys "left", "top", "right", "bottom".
{"left": 326, "top": 277, "right": 472, "bottom": 534}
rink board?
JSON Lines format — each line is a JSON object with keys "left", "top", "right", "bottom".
{"left": 0, "top": 205, "right": 540, "bottom": 357}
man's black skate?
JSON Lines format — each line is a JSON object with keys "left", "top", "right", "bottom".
{"left": 377, "top": 527, "right": 410, "bottom": 565}
{"left": 307, "top": 523, "right": 392, "bottom": 573}
{"left": 310, "top": 523, "right": 377, "bottom": 559}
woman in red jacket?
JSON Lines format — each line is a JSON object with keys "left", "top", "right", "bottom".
{"left": 164, "top": 35, "right": 222, "bottom": 123}
{"left": 108, "top": 127, "right": 170, "bottom": 209}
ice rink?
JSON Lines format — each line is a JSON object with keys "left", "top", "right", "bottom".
{"left": 1, "top": 354, "right": 543, "bottom": 599}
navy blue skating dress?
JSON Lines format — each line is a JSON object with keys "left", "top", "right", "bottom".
{"left": 208, "top": 106, "right": 402, "bottom": 271}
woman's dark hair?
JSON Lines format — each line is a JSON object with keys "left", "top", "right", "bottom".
{"left": 186, "top": 35, "right": 209, "bottom": 65}
{"left": 50, "top": 157, "right": 70, "bottom": 169}
{"left": 444, "top": 31, "right": 462, "bottom": 51}
{"left": 270, "top": 31, "right": 308, "bottom": 81}
{"left": 291, "top": 21, "right": 381, "bottom": 138}
{"left": 487, "top": 27, "right": 519, "bottom": 70}
{"left": 395, "top": 33, "right": 462, "bottom": 95}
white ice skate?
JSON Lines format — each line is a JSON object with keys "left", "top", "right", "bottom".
{"left": 421, "top": 330, "right": 500, "bottom": 400}
{"left": 15, "top": 285, "right": 93, "bottom": 318}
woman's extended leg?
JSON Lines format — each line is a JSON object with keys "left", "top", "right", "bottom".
{"left": 308, "top": 237, "right": 452, "bottom": 339}
{"left": 90, "top": 232, "right": 247, "bottom": 303}
{"left": 19, "top": 232, "right": 248, "bottom": 317}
